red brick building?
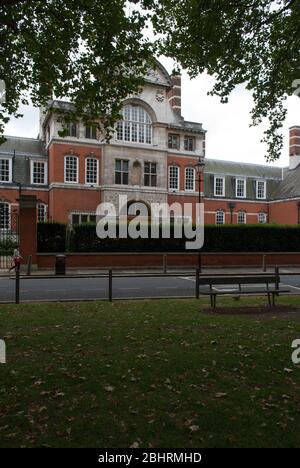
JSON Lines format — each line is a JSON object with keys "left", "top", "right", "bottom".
{"left": 1, "top": 60, "right": 300, "bottom": 230}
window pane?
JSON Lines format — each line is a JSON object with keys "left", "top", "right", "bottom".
{"left": 116, "top": 105, "right": 151, "bottom": 144}
{"left": 0, "top": 159, "right": 10, "bottom": 182}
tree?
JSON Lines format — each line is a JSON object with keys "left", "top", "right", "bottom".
{"left": 0, "top": 0, "right": 299, "bottom": 160}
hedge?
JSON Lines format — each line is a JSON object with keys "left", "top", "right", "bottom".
{"left": 37, "top": 222, "right": 67, "bottom": 253}
{"left": 66, "top": 223, "right": 300, "bottom": 253}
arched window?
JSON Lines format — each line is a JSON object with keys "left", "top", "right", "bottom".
{"left": 237, "top": 211, "right": 246, "bottom": 224}
{"left": 258, "top": 212, "right": 267, "bottom": 224}
{"left": 0, "top": 202, "right": 10, "bottom": 230}
{"left": 64, "top": 155, "right": 78, "bottom": 183}
{"left": 117, "top": 104, "right": 152, "bottom": 144}
{"left": 215, "top": 210, "right": 225, "bottom": 225}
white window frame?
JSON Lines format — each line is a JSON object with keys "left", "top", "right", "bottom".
{"left": 236, "top": 178, "right": 246, "bottom": 198}
{"left": 256, "top": 180, "right": 266, "bottom": 200}
{"left": 0, "top": 202, "right": 10, "bottom": 230}
{"left": 237, "top": 211, "right": 247, "bottom": 224}
{"left": 0, "top": 158, "right": 12, "bottom": 183}
{"left": 64, "top": 155, "right": 79, "bottom": 184}
{"left": 169, "top": 166, "right": 180, "bottom": 191}
{"left": 30, "top": 160, "right": 48, "bottom": 185}
{"left": 85, "top": 157, "right": 99, "bottom": 185}
{"left": 214, "top": 176, "right": 225, "bottom": 197}
{"left": 185, "top": 167, "right": 195, "bottom": 192}
{"left": 116, "top": 104, "right": 152, "bottom": 145}
{"left": 37, "top": 204, "right": 48, "bottom": 222}
{"left": 71, "top": 212, "right": 97, "bottom": 225}
{"left": 258, "top": 212, "right": 267, "bottom": 224}
{"left": 215, "top": 210, "right": 225, "bottom": 225}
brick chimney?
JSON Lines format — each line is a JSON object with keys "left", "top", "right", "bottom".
{"left": 289, "top": 126, "right": 300, "bottom": 169}
{"left": 167, "top": 74, "right": 182, "bottom": 116}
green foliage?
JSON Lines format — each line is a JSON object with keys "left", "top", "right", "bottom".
{"left": 1, "top": 1, "right": 299, "bottom": 159}
{"left": 37, "top": 221, "right": 66, "bottom": 253}
{"left": 0, "top": 236, "right": 15, "bottom": 255}
{"left": 68, "top": 223, "right": 300, "bottom": 253}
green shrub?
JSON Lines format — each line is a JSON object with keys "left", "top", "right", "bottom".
{"left": 37, "top": 222, "right": 67, "bottom": 253}
{"left": 68, "top": 223, "right": 300, "bottom": 253}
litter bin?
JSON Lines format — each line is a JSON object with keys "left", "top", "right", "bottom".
{"left": 55, "top": 254, "right": 66, "bottom": 275}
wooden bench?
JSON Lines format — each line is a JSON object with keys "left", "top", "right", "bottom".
{"left": 196, "top": 274, "right": 290, "bottom": 308}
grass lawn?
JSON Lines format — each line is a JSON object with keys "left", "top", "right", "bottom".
{"left": 1, "top": 296, "right": 300, "bottom": 448}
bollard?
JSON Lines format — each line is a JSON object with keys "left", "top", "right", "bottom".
{"left": 15, "top": 266, "right": 20, "bottom": 304}
{"left": 108, "top": 269, "right": 113, "bottom": 302}
{"left": 262, "top": 254, "right": 267, "bottom": 272}
{"left": 195, "top": 268, "right": 200, "bottom": 299}
{"left": 27, "top": 255, "right": 32, "bottom": 276}
{"left": 163, "top": 255, "right": 167, "bottom": 274}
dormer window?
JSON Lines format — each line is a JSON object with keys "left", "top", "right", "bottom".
{"left": 236, "top": 179, "right": 246, "bottom": 198}
{"left": 31, "top": 160, "right": 47, "bottom": 185}
{"left": 0, "top": 158, "right": 12, "bottom": 183}
{"left": 117, "top": 104, "right": 152, "bottom": 144}
{"left": 256, "top": 180, "right": 266, "bottom": 199}
{"left": 214, "top": 176, "right": 225, "bottom": 197}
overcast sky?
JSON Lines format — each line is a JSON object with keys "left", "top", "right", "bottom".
{"left": 4, "top": 56, "right": 299, "bottom": 168}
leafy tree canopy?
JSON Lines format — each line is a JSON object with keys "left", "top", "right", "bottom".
{"left": 0, "top": 0, "right": 299, "bottom": 160}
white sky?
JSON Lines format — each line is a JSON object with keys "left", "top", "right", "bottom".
{"left": 4, "top": 56, "right": 299, "bottom": 169}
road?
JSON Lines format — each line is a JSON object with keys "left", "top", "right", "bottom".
{"left": 0, "top": 271, "right": 300, "bottom": 302}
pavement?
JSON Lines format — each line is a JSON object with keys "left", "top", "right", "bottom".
{"left": 0, "top": 267, "right": 300, "bottom": 303}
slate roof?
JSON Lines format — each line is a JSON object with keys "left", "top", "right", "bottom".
{"left": 0, "top": 136, "right": 46, "bottom": 187}
{"left": 204, "top": 159, "right": 283, "bottom": 201}
{"left": 270, "top": 165, "right": 300, "bottom": 199}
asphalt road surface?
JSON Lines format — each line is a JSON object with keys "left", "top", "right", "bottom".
{"left": 1, "top": 272, "right": 300, "bottom": 302}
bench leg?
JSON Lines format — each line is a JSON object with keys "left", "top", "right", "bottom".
{"left": 272, "top": 292, "right": 276, "bottom": 307}
{"left": 213, "top": 294, "right": 217, "bottom": 308}
{"left": 267, "top": 292, "right": 271, "bottom": 307}
{"left": 210, "top": 294, "right": 213, "bottom": 308}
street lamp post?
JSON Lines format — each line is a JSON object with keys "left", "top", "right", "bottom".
{"left": 195, "top": 157, "right": 206, "bottom": 272}
{"left": 228, "top": 202, "right": 236, "bottom": 224}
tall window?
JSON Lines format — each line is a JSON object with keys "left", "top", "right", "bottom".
{"left": 169, "top": 166, "right": 179, "bottom": 191}
{"left": 65, "top": 122, "right": 77, "bottom": 137}
{"left": 185, "top": 167, "right": 195, "bottom": 192}
{"left": 236, "top": 179, "right": 246, "bottom": 198}
{"left": 38, "top": 204, "right": 47, "bottom": 222}
{"left": 64, "top": 156, "right": 78, "bottom": 183}
{"left": 258, "top": 212, "right": 267, "bottom": 224}
{"left": 168, "top": 134, "right": 180, "bottom": 150}
{"left": 256, "top": 180, "right": 266, "bottom": 199}
{"left": 31, "top": 161, "right": 47, "bottom": 185}
{"left": 214, "top": 176, "right": 225, "bottom": 197}
{"left": 237, "top": 211, "right": 246, "bottom": 224}
{"left": 144, "top": 162, "right": 157, "bottom": 187}
{"left": 0, "top": 158, "right": 12, "bottom": 183}
{"left": 215, "top": 210, "right": 225, "bottom": 225}
{"left": 116, "top": 104, "right": 152, "bottom": 144}
{"left": 85, "top": 125, "right": 97, "bottom": 139}
{"left": 184, "top": 136, "right": 195, "bottom": 152}
{"left": 85, "top": 158, "right": 98, "bottom": 185}
{"left": 115, "top": 159, "right": 129, "bottom": 185}
{"left": 0, "top": 202, "right": 10, "bottom": 230}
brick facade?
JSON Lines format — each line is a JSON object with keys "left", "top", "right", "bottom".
{"left": 1, "top": 60, "right": 300, "bottom": 231}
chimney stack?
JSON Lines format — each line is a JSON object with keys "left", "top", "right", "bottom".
{"left": 289, "top": 126, "right": 300, "bottom": 169}
{"left": 167, "top": 74, "right": 182, "bottom": 116}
